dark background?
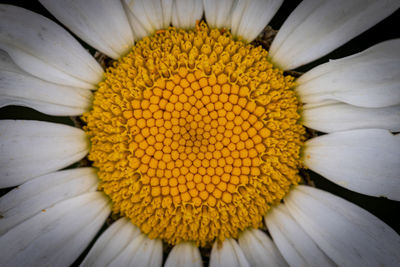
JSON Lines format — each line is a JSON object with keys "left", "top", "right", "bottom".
{"left": 1, "top": 0, "right": 399, "bottom": 246}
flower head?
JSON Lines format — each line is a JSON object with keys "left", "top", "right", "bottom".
{"left": 0, "top": 0, "right": 399, "bottom": 266}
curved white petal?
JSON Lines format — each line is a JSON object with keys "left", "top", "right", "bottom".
{"left": 265, "top": 205, "right": 335, "bottom": 267}
{"left": 230, "top": 0, "right": 283, "bottom": 42}
{"left": 285, "top": 186, "right": 400, "bottom": 266}
{"left": 210, "top": 238, "right": 250, "bottom": 267}
{"left": 81, "top": 218, "right": 141, "bottom": 267}
{"left": 171, "top": 0, "right": 203, "bottom": 29}
{"left": 0, "top": 168, "right": 98, "bottom": 235}
{"left": 303, "top": 102, "right": 400, "bottom": 133}
{"left": 304, "top": 129, "right": 400, "bottom": 200}
{"left": 238, "top": 229, "right": 288, "bottom": 267}
{"left": 0, "top": 50, "right": 92, "bottom": 116}
{"left": 123, "top": 0, "right": 173, "bottom": 39}
{"left": 165, "top": 242, "right": 203, "bottom": 267}
{"left": 109, "top": 233, "right": 163, "bottom": 267}
{"left": 0, "top": 120, "right": 89, "bottom": 188}
{"left": 0, "top": 192, "right": 110, "bottom": 267}
{"left": 296, "top": 39, "right": 400, "bottom": 107}
{"left": 40, "top": 0, "right": 134, "bottom": 59}
{"left": 269, "top": 0, "right": 400, "bottom": 70}
{"left": 203, "top": 0, "right": 235, "bottom": 29}
{"left": 0, "top": 5, "right": 103, "bottom": 88}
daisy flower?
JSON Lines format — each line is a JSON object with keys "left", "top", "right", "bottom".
{"left": 0, "top": 0, "right": 400, "bottom": 266}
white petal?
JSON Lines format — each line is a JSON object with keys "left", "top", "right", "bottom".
{"left": 304, "top": 129, "right": 400, "bottom": 200}
{"left": 0, "top": 120, "right": 89, "bottom": 188}
{"left": 109, "top": 233, "right": 163, "bottom": 267}
{"left": 0, "top": 192, "right": 110, "bottom": 267}
{"left": 0, "top": 5, "right": 103, "bottom": 88}
{"left": 0, "top": 50, "right": 92, "bottom": 116}
{"left": 81, "top": 218, "right": 141, "bottom": 267}
{"left": 165, "top": 242, "right": 203, "bottom": 267}
{"left": 123, "top": 0, "right": 172, "bottom": 40}
{"left": 171, "top": 0, "right": 203, "bottom": 29}
{"left": 230, "top": 0, "right": 283, "bottom": 42}
{"left": 40, "top": 0, "right": 134, "bottom": 59}
{"left": 285, "top": 186, "right": 400, "bottom": 266}
{"left": 301, "top": 100, "right": 341, "bottom": 109}
{"left": 296, "top": 39, "right": 400, "bottom": 107}
{"left": 0, "top": 168, "right": 98, "bottom": 235}
{"left": 122, "top": 2, "right": 149, "bottom": 40}
{"left": 209, "top": 238, "right": 250, "bottom": 267}
{"left": 238, "top": 229, "right": 288, "bottom": 267}
{"left": 269, "top": 0, "right": 400, "bottom": 70}
{"left": 203, "top": 0, "right": 235, "bottom": 29}
{"left": 161, "top": 0, "right": 174, "bottom": 28}
{"left": 303, "top": 102, "right": 400, "bottom": 133}
{"left": 265, "top": 205, "right": 335, "bottom": 267}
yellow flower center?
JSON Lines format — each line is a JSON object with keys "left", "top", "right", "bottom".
{"left": 83, "top": 22, "right": 305, "bottom": 246}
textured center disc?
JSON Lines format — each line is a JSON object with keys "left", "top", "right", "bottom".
{"left": 83, "top": 22, "right": 305, "bottom": 246}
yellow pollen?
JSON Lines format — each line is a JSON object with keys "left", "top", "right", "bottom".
{"left": 83, "top": 22, "right": 305, "bottom": 246}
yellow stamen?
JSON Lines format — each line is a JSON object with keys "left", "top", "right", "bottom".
{"left": 83, "top": 22, "right": 305, "bottom": 246}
